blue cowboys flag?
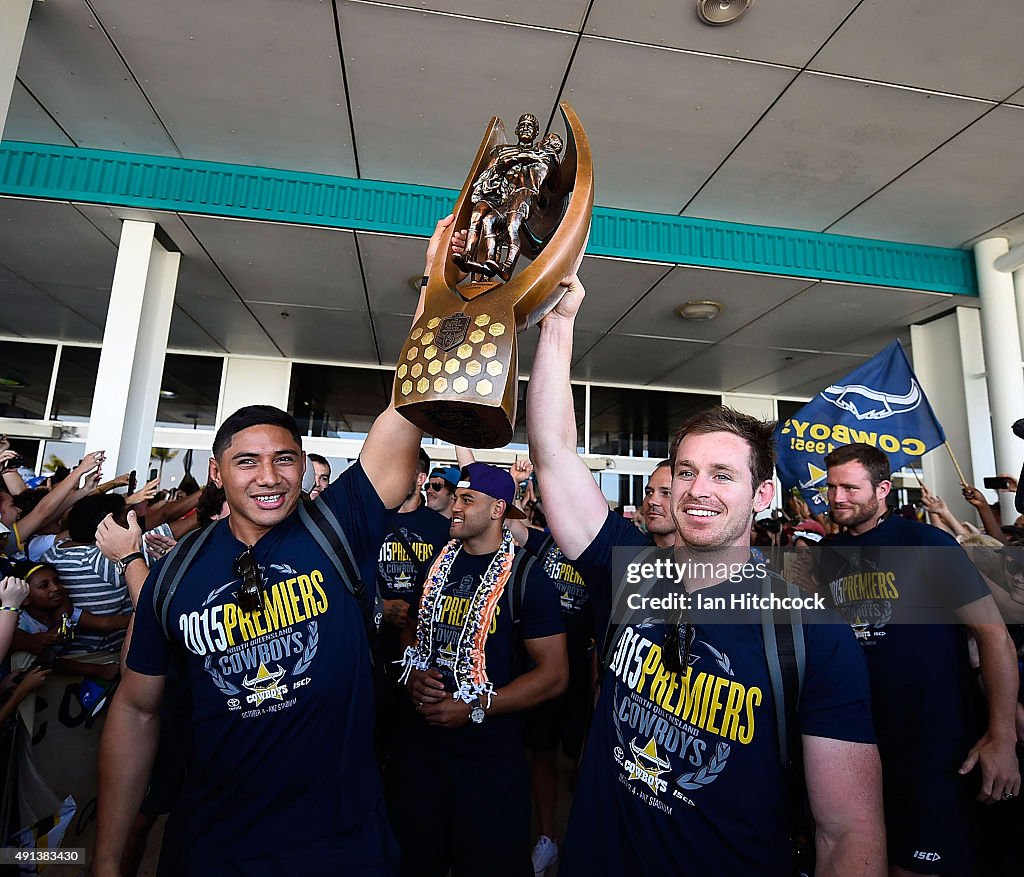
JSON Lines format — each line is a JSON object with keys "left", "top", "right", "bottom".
{"left": 774, "top": 341, "right": 945, "bottom": 511}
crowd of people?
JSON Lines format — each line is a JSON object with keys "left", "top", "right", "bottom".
{"left": 0, "top": 218, "right": 1020, "bottom": 877}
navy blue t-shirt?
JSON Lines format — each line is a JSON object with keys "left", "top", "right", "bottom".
{"left": 523, "top": 528, "right": 590, "bottom": 620}
{"left": 406, "top": 542, "right": 564, "bottom": 754}
{"left": 561, "top": 511, "right": 874, "bottom": 876}
{"left": 822, "top": 514, "right": 989, "bottom": 748}
{"left": 376, "top": 503, "right": 450, "bottom": 667}
{"left": 127, "top": 462, "right": 393, "bottom": 873}
{"left": 376, "top": 504, "right": 450, "bottom": 603}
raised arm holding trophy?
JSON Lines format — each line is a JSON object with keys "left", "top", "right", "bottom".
{"left": 394, "top": 102, "right": 593, "bottom": 448}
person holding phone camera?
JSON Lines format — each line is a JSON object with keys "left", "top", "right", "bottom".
{"left": 1, "top": 452, "right": 106, "bottom": 564}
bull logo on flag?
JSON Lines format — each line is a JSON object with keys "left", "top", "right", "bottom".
{"left": 820, "top": 379, "right": 922, "bottom": 421}
{"left": 774, "top": 341, "right": 945, "bottom": 511}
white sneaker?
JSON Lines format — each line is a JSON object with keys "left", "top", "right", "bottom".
{"left": 532, "top": 835, "right": 558, "bottom": 875}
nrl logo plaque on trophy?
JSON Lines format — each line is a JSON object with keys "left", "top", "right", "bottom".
{"left": 394, "top": 102, "right": 594, "bottom": 448}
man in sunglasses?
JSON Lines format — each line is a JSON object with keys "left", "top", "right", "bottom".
{"left": 822, "top": 443, "right": 1020, "bottom": 877}
{"left": 525, "top": 276, "right": 885, "bottom": 875}
{"left": 94, "top": 218, "right": 457, "bottom": 877}
{"left": 424, "top": 465, "right": 460, "bottom": 519}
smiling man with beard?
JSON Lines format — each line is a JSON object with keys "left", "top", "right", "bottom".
{"left": 822, "top": 443, "right": 1019, "bottom": 877}
{"left": 526, "top": 274, "right": 885, "bottom": 876}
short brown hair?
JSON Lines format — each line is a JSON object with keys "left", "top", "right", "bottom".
{"left": 824, "top": 443, "right": 891, "bottom": 487}
{"left": 668, "top": 406, "right": 776, "bottom": 489}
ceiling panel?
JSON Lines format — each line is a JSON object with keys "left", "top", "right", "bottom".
{"left": 338, "top": 0, "right": 576, "bottom": 187}
{"left": 733, "top": 350, "right": 870, "bottom": 396}
{"left": 168, "top": 306, "right": 227, "bottom": 353}
{"left": 87, "top": 0, "right": 356, "bottom": 174}
{"left": 249, "top": 303, "right": 377, "bottom": 362}
{"left": 810, "top": 0, "right": 1024, "bottom": 100}
{"left": 573, "top": 257, "right": 670, "bottom": 334}
{"left": 38, "top": 283, "right": 109, "bottom": 331}
{"left": 828, "top": 105, "right": 1024, "bottom": 246}
{"left": 402, "top": 0, "right": 588, "bottom": 30}
{"left": 654, "top": 343, "right": 813, "bottom": 393}
{"left": 561, "top": 36, "right": 795, "bottom": 213}
{"left": 725, "top": 282, "right": 949, "bottom": 352}
{"left": 0, "top": 198, "right": 116, "bottom": 291}
{"left": 358, "top": 232, "right": 432, "bottom": 317}
{"left": 614, "top": 266, "right": 811, "bottom": 341}
{"left": 373, "top": 312, "right": 420, "bottom": 367}
{"left": 0, "top": 277, "right": 101, "bottom": 343}
{"left": 184, "top": 217, "right": 365, "bottom": 309}
{"left": 3, "top": 80, "right": 74, "bottom": 147}
{"left": 174, "top": 298, "right": 279, "bottom": 357}
{"left": 572, "top": 332, "right": 708, "bottom": 385}
{"left": 685, "top": 73, "right": 989, "bottom": 231}
{"left": 586, "top": 0, "right": 860, "bottom": 68}
{"left": 15, "top": 0, "right": 176, "bottom": 154}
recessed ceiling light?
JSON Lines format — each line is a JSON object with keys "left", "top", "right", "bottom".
{"left": 697, "top": 0, "right": 754, "bottom": 27}
{"left": 675, "top": 300, "right": 723, "bottom": 321}
{"left": 159, "top": 389, "right": 177, "bottom": 399}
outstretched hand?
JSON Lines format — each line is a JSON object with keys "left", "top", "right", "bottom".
{"left": 544, "top": 273, "right": 586, "bottom": 323}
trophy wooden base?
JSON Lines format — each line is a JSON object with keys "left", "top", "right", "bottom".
{"left": 394, "top": 300, "right": 518, "bottom": 448}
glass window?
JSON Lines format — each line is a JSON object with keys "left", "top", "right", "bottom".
{"left": 777, "top": 399, "right": 808, "bottom": 427}
{"left": 507, "top": 381, "right": 586, "bottom": 453}
{"left": 288, "top": 364, "right": 393, "bottom": 439}
{"left": 0, "top": 341, "right": 56, "bottom": 420}
{"left": 50, "top": 346, "right": 101, "bottom": 421}
{"left": 588, "top": 387, "right": 721, "bottom": 459}
{"left": 156, "top": 354, "right": 223, "bottom": 429}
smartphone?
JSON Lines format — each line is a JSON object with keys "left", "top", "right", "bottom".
{"left": 127, "top": 470, "right": 137, "bottom": 495}
{"left": 78, "top": 677, "right": 115, "bottom": 716}
{"left": 983, "top": 476, "right": 1011, "bottom": 490}
{"left": 149, "top": 467, "right": 158, "bottom": 481}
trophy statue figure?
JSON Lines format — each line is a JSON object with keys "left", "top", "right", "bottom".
{"left": 395, "top": 102, "right": 593, "bottom": 448}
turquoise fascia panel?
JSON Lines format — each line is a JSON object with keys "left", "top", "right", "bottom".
{"left": 0, "top": 141, "right": 976, "bottom": 296}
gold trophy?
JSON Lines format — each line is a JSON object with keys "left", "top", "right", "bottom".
{"left": 394, "top": 102, "right": 594, "bottom": 448}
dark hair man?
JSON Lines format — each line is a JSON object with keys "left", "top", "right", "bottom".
{"left": 394, "top": 462, "right": 567, "bottom": 877}
{"left": 641, "top": 458, "right": 676, "bottom": 548}
{"left": 424, "top": 465, "right": 459, "bottom": 518}
{"left": 526, "top": 275, "right": 884, "bottom": 875}
{"left": 93, "top": 217, "right": 454, "bottom": 877}
{"left": 307, "top": 452, "right": 331, "bottom": 500}
{"left": 823, "top": 443, "right": 1020, "bottom": 877}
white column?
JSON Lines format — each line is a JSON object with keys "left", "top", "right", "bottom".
{"left": 216, "top": 357, "right": 291, "bottom": 422}
{"left": 974, "top": 238, "right": 1024, "bottom": 522}
{"left": 911, "top": 309, "right": 995, "bottom": 523}
{"left": 87, "top": 221, "right": 179, "bottom": 476}
{"left": 0, "top": 0, "right": 33, "bottom": 142}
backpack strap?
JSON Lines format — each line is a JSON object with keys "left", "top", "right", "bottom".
{"left": 297, "top": 497, "right": 384, "bottom": 678}
{"left": 599, "top": 544, "right": 660, "bottom": 670}
{"left": 153, "top": 523, "right": 218, "bottom": 639}
{"left": 506, "top": 548, "right": 538, "bottom": 628}
{"left": 760, "top": 570, "right": 806, "bottom": 769}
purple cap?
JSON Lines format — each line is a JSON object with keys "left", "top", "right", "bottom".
{"left": 457, "top": 462, "right": 527, "bottom": 519}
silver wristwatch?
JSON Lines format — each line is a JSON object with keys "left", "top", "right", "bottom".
{"left": 469, "top": 698, "right": 487, "bottom": 725}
